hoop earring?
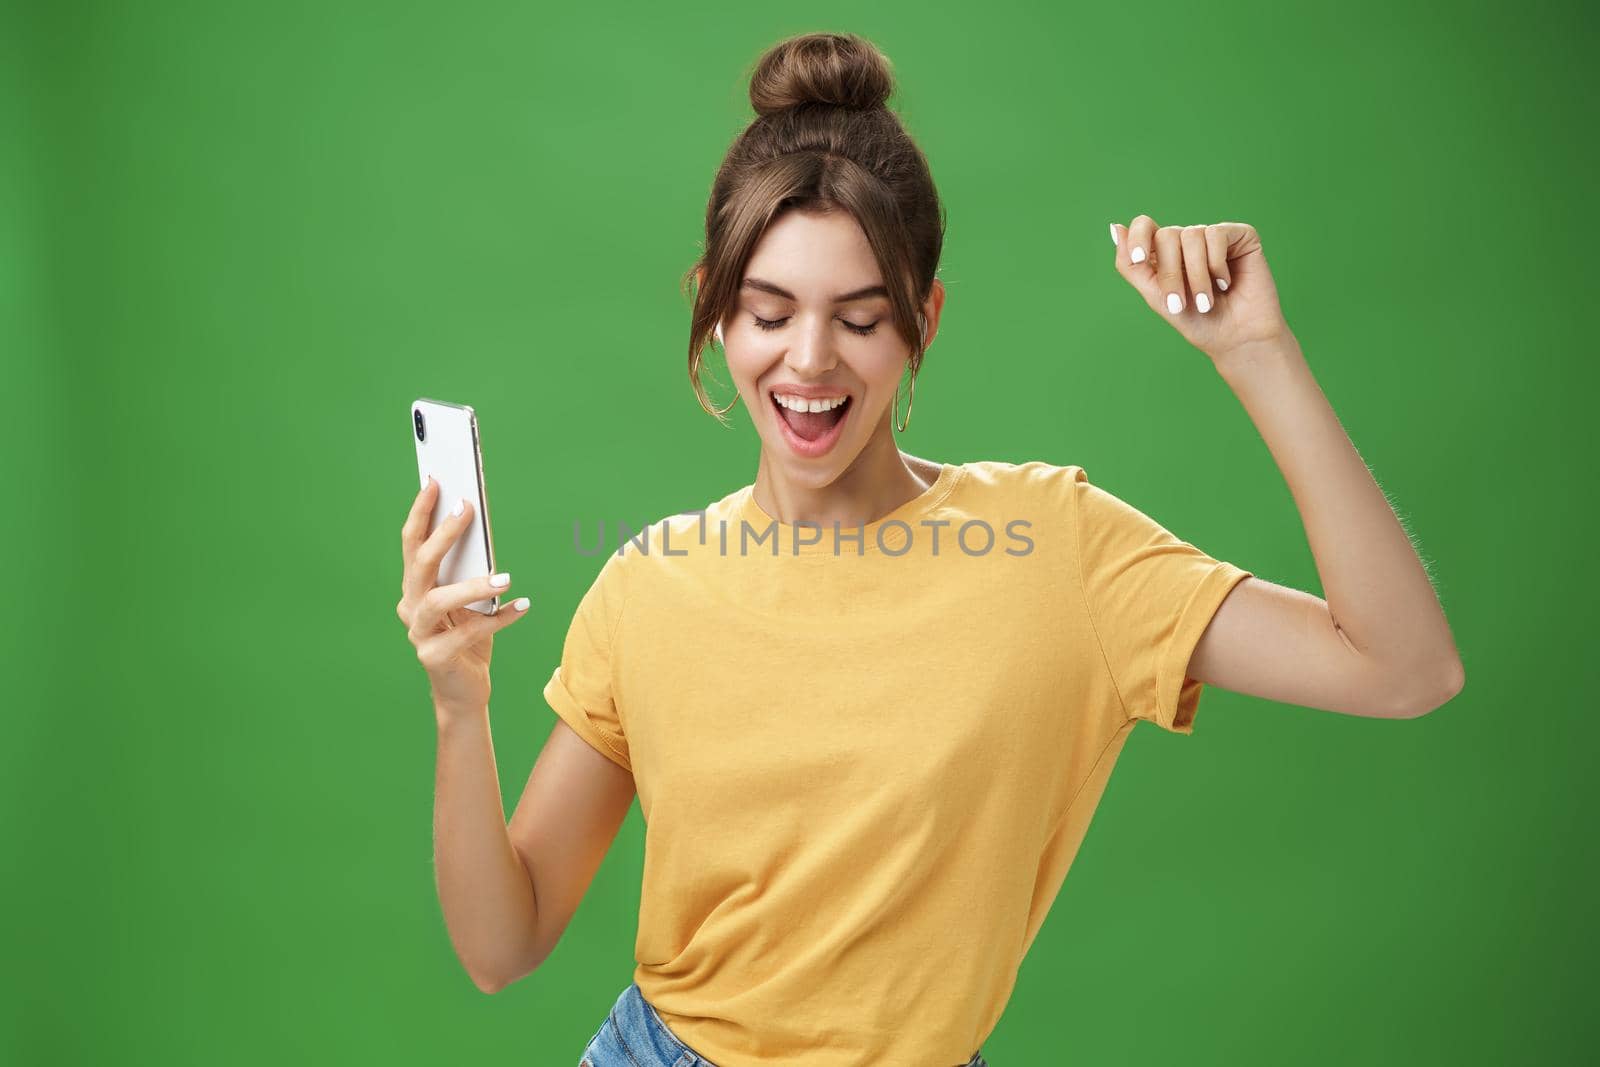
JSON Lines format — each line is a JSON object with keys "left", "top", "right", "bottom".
{"left": 893, "top": 316, "right": 927, "bottom": 434}
{"left": 893, "top": 370, "right": 916, "bottom": 433}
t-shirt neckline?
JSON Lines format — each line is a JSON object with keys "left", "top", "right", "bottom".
{"left": 734, "top": 461, "right": 965, "bottom": 556}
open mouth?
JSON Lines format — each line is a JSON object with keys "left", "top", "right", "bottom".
{"left": 770, "top": 391, "right": 853, "bottom": 455}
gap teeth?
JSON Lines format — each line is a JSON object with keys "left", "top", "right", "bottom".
{"left": 775, "top": 394, "right": 848, "bottom": 413}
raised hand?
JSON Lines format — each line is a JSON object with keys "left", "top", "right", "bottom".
{"left": 1111, "top": 215, "right": 1293, "bottom": 364}
{"left": 397, "top": 476, "right": 530, "bottom": 717}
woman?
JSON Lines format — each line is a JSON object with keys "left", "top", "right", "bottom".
{"left": 397, "top": 31, "right": 1465, "bottom": 1067}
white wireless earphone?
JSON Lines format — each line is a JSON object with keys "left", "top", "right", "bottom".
{"left": 714, "top": 316, "right": 926, "bottom": 347}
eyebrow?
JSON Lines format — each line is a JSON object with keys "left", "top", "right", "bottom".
{"left": 741, "top": 277, "right": 890, "bottom": 303}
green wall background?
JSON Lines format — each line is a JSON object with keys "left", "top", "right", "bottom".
{"left": 6, "top": 1, "right": 1594, "bottom": 1063}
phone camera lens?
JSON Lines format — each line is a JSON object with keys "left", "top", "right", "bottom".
{"left": 414, "top": 409, "right": 426, "bottom": 442}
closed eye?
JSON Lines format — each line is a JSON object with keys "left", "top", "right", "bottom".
{"left": 751, "top": 315, "right": 879, "bottom": 337}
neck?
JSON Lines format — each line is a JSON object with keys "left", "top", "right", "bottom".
{"left": 751, "top": 426, "right": 937, "bottom": 528}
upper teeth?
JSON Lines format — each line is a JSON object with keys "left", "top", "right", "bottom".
{"left": 775, "top": 394, "right": 848, "bottom": 413}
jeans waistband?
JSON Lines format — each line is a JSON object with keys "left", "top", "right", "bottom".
{"left": 616, "top": 982, "right": 705, "bottom": 1065}
{"left": 612, "top": 982, "right": 989, "bottom": 1066}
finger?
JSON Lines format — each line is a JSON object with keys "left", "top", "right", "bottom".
{"left": 1204, "top": 224, "right": 1232, "bottom": 294}
{"left": 1154, "top": 225, "right": 1187, "bottom": 315}
{"left": 1126, "top": 214, "right": 1158, "bottom": 269}
{"left": 412, "top": 570, "right": 515, "bottom": 638}
{"left": 401, "top": 476, "right": 441, "bottom": 560}
{"left": 416, "top": 596, "right": 532, "bottom": 668}
{"left": 1181, "top": 225, "right": 1214, "bottom": 314}
{"left": 1114, "top": 217, "right": 1162, "bottom": 311}
{"left": 406, "top": 495, "right": 475, "bottom": 602}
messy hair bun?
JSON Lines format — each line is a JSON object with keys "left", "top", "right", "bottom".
{"left": 748, "top": 31, "right": 895, "bottom": 116}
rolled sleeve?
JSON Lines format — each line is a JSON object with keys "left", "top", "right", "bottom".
{"left": 1073, "top": 466, "right": 1253, "bottom": 735}
{"left": 542, "top": 550, "right": 632, "bottom": 770}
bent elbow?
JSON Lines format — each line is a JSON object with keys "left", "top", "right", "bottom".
{"left": 472, "top": 969, "right": 508, "bottom": 996}
{"left": 1394, "top": 659, "right": 1465, "bottom": 719}
{"left": 475, "top": 958, "right": 544, "bottom": 995}
{"left": 462, "top": 908, "right": 553, "bottom": 996}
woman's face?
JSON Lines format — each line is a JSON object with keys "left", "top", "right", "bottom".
{"left": 719, "top": 209, "right": 940, "bottom": 487}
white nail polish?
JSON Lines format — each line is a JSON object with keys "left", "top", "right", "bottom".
{"left": 1166, "top": 292, "right": 1182, "bottom": 314}
{"left": 1196, "top": 293, "right": 1211, "bottom": 314}
{"left": 512, "top": 597, "right": 530, "bottom": 611}
{"left": 451, "top": 497, "right": 465, "bottom": 517}
{"left": 1109, "top": 223, "right": 1119, "bottom": 246}
{"left": 1216, "top": 278, "right": 1228, "bottom": 291}
{"left": 1131, "top": 246, "right": 1146, "bottom": 264}
{"left": 490, "top": 572, "right": 511, "bottom": 588}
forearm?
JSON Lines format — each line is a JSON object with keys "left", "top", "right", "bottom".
{"left": 1215, "top": 336, "right": 1464, "bottom": 692}
{"left": 433, "top": 703, "right": 540, "bottom": 993}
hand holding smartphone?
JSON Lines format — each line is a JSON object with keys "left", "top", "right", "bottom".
{"left": 398, "top": 399, "right": 528, "bottom": 717}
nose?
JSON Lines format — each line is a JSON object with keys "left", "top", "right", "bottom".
{"left": 782, "top": 315, "right": 840, "bottom": 378}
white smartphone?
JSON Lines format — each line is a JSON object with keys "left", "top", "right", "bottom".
{"left": 412, "top": 398, "right": 499, "bottom": 615}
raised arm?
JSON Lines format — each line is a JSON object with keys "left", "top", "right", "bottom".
{"left": 1185, "top": 335, "right": 1463, "bottom": 719}
{"left": 1108, "top": 216, "right": 1464, "bottom": 719}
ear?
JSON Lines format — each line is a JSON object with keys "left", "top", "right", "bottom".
{"left": 920, "top": 277, "right": 947, "bottom": 345}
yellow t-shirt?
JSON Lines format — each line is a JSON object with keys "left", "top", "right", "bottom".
{"left": 543, "top": 459, "right": 1253, "bottom": 1066}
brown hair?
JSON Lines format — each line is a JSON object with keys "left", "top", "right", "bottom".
{"left": 681, "top": 31, "right": 947, "bottom": 425}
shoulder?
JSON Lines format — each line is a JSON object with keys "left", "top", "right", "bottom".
{"left": 932, "top": 461, "right": 1089, "bottom": 559}
{"left": 952, "top": 458, "right": 1088, "bottom": 505}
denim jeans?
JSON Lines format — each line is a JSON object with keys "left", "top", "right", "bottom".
{"left": 578, "top": 982, "right": 990, "bottom": 1066}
